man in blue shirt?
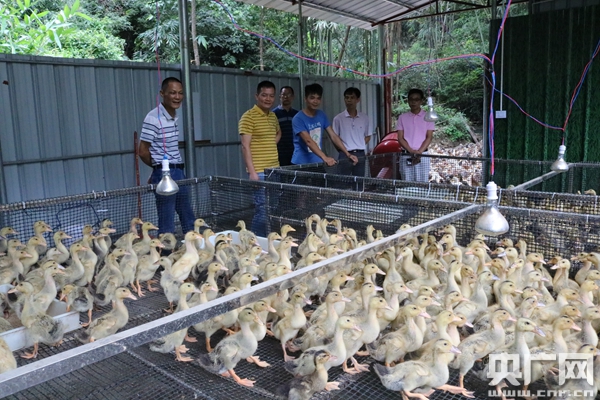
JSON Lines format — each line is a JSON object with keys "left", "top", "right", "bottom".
{"left": 291, "top": 83, "right": 358, "bottom": 167}
{"left": 272, "top": 86, "right": 298, "bottom": 166}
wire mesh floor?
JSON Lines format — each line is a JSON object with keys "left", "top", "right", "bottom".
{"left": 4, "top": 277, "right": 536, "bottom": 400}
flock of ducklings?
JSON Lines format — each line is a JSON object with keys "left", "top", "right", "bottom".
{"left": 1, "top": 216, "right": 600, "bottom": 400}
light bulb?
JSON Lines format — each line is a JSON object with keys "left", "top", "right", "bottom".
{"left": 424, "top": 96, "right": 439, "bottom": 122}
{"left": 475, "top": 181, "right": 509, "bottom": 236}
{"left": 550, "top": 145, "right": 569, "bottom": 173}
{"left": 155, "top": 157, "right": 179, "bottom": 196}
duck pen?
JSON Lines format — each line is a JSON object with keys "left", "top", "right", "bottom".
{"left": 1, "top": 177, "right": 600, "bottom": 399}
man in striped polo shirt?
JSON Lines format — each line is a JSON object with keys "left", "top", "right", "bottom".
{"left": 139, "top": 77, "right": 195, "bottom": 235}
{"left": 239, "top": 80, "right": 281, "bottom": 236}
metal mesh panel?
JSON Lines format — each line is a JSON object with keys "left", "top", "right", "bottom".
{"left": 0, "top": 177, "right": 212, "bottom": 246}
{"left": 2, "top": 177, "right": 600, "bottom": 400}
{"left": 520, "top": 162, "right": 600, "bottom": 194}
{"left": 274, "top": 153, "right": 558, "bottom": 189}
{"left": 266, "top": 168, "right": 600, "bottom": 217}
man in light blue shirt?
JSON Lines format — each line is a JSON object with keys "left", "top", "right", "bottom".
{"left": 291, "top": 83, "right": 358, "bottom": 167}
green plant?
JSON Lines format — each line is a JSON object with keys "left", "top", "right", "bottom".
{"left": 0, "top": 0, "right": 91, "bottom": 55}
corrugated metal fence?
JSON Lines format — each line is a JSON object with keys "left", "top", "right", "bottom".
{"left": 0, "top": 54, "right": 379, "bottom": 203}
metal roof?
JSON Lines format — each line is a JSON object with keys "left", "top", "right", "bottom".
{"left": 234, "top": 0, "right": 444, "bottom": 30}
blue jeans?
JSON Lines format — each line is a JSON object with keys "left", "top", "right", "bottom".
{"left": 251, "top": 172, "right": 267, "bottom": 237}
{"left": 150, "top": 167, "right": 195, "bottom": 234}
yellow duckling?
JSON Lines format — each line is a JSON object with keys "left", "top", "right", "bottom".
{"left": 196, "top": 308, "right": 263, "bottom": 387}
{"left": 149, "top": 282, "right": 200, "bottom": 362}
{"left": 75, "top": 287, "right": 136, "bottom": 343}
{"left": 0, "top": 337, "right": 16, "bottom": 373}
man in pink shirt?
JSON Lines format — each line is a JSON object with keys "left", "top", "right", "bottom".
{"left": 396, "top": 88, "right": 435, "bottom": 182}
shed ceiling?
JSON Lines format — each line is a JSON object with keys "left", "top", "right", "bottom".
{"left": 234, "top": 0, "right": 462, "bottom": 30}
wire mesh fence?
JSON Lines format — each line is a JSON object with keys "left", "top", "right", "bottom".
{"left": 2, "top": 177, "right": 600, "bottom": 399}
{"left": 274, "top": 152, "right": 600, "bottom": 196}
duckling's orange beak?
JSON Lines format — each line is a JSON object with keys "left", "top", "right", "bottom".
{"left": 535, "top": 327, "right": 546, "bottom": 337}
{"left": 267, "top": 306, "right": 276, "bottom": 313}
{"left": 126, "top": 294, "right": 137, "bottom": 300}
{"left": 450, "top": 346, "right": 461, "bottom": 354}
{"left": 571, "top": 322, "right": 582, "bottom": 331}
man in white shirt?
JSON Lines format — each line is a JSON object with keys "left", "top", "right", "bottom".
{"left": 332, "top": 87, "right": 373, "bottom": 176}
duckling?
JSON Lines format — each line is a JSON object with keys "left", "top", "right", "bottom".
{"left": 75, "top": 287, "right": 137, "bottom": 343}
{"left": 284, "top": 316, "right": 362, "bottom": 390}
{"left": 374, "top": 339, "right": 473, "bottom": 399}
{"left": 276, "top": 350, "right": 334, "bottom": 399}
{"left": 118, "top": 232, "right": 139, "bottom": 292}
{"left": 396, "top": 246, "right": 426, "bottom": 281}
{"left": 453, "top": 271, "right": 499, "bottom": 323}
{"left": 196, "top": 308, "right": 263, "bottom": 387}
{"left": 192, "top": 284, "right": 235, "bottom": 353}
{"left": 293, "top": 291, "right": 349, "bottom": 351}
{"left": 114, "top": 217, "right": 143, "bottom": 249}
{"left": 525, "top": 316, "right": 581, "bottom": 393}
{"left": 32, "top": 220, "right": 52, "bottom": 257}
{"left": 60, "top": 284, "right": 94, "bottom": 327}
{"left": 368, "top": 304, "right": 429, "bottom": 366}
{"left": 158, "top": 232, "right": 177, "bottom": 252}
{"left": 40, "top": 230, "right": 72, "bottom": 265}
{"left": 159, "top": 257, "right": 180, "bottom": 314}
{"left": 134, "top": 238, "right": 165, "bottom": 296}
{"left": 0, "top": 227, "right": 18, "bottom": 254}
{"left": 0, "top": 337, "right": 16, "bottom": 373}
{"left": 22, "top": 263, "right": 64, "bottom": 318}
{"left": 377, "top": 282, "right": 413, "bottom": 330}
{"left": 5, "top": 281, "right": 34, "bottom": 319}
{"left": 566, "top": 306, "right": 600, "bottom": 350}
{"left": 54, "top": 243, "right": 88, "bottom": 290}
{"left": 274, "top": 291, "right": 311, "bottom": 361}
{"left": 132, "top": 221, "right": 159, "bottom": 256}
{"left": 20, "top": 296, "right": 66, "bottom": 359}
{"left": 342, "top": 296, "right": 392, "bottom": 374}
{"left": 551, "top": 259, "right": 579, "bottom": 292}
{"left": 0, "top": 249, "right": 32, "bottom": 285}
{"left": 170, "top": 231, "right": 202, "bottom": 282}
{"left": 451, "top": 309, "right": 516, "bottom": 389}
{"left": 536, "top": 288, "right": 581, "bottom": 323}
{"left": 0, "top": 315, "right": 13, "bottom": 332}
{"left": 149, "top": 282, "right": 201, "bottom": 361}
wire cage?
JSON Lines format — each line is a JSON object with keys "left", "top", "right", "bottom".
{"left": 1, "top": 177, "right": 600, "bottom": 400}
{"left": 276, "top": 153, "right": 561, "bottom": 189}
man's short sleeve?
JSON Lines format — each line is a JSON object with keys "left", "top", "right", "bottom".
{"left": 239, "top": 111, "right": 254, "bottom": 136}
{"left": 292, "top": 113, "right": 306, "bottom": 136}
{"left": 332, "top": 113, "right": 342, "bottom": 136}
{"left": 426, "top": 120, "right": 435, "bottom": 131}
{"left": 140, "top": 114, "right": 159, "bottom": 143}
{"left": 396, "top": 114, "right": 404, "bottom": 131}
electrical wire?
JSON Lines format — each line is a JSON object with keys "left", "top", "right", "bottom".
{"left": 209, "top": 0, "right": 600, "bottom": 170}
{"left": 155, "top": 1, "right": 167, "bottom": 156}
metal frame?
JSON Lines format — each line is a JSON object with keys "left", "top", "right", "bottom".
{"left": 0, "top": 201, "right": 479, "bottom": 397}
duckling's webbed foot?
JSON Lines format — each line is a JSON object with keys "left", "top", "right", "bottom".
{"left": 21, "top": 343, "right": 39, "bottom": 359}
{"left": 265, "top": 329, "right": 275, "bottom": 337}
{"left": 147, "top": 280, "right": 158, "bottom": 292}
{"left": 436, "top": 384, "right": 474, "bottom": 398}
{"left": 402, "top": 389, "right": 431, "bottom": 400}
{"left": 228, "top": 369, "right": 255, "bottom": 387}
{"left": 184, "top": 334, "right": 197, "bottom": 343}
{"left": 350, "top": 357, "right": 370, "bottom": 372}
{"left": 286, "top": 341, "right": 301, "bottom": 353}
{"left": 325, "top": 381, "right": 340, "bottom": 391}
{"left": 175, "top": 346, "right": 193, "bottom": 362}
{"left": 246, "top": 355, "right": 271, "bottom": 368}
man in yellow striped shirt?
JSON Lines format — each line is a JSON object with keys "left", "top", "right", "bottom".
{"left": 239, "top": 80, "right": 281, "bottom": 236}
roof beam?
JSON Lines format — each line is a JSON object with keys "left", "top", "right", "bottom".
{"left": 290, "top": 0, "right": 376, "bottom": 23}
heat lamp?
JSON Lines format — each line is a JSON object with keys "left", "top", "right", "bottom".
{"left": 424, "top": 96, "right": 439, "bottom": 122}
{"left": 550, "top": 145, "right": 569, "bottom": 173}
{"left": 475, "top": 181, "right": 509, "bottom": 236}
{"left": 155, "top": 156, "right": 179, "bottom": 196}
